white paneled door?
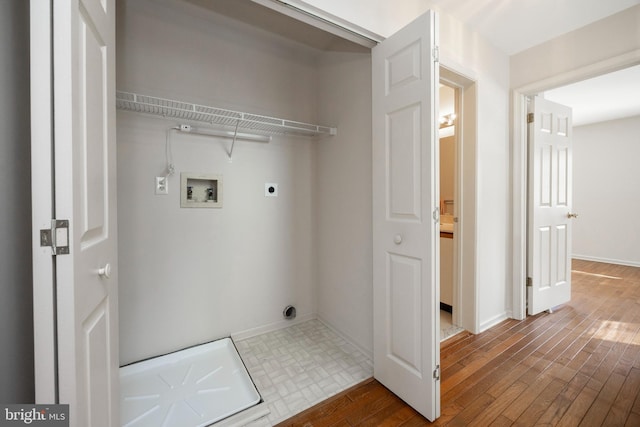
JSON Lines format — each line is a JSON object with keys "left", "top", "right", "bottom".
{"left": 31, "top": 0, "right": 119, "bottom": 425}
{"left": 527, "top": 96, "right": 573, "bottom": 315}
{"left": 372, "top": 11, "right": 440, "bottom": 421}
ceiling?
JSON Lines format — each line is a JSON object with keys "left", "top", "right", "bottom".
{"left": 544, "top": 64, "right": 640, "bottom": 126}
{"left": 426, "top": 0, "right": 640, "bottom": 56}
{"left": 184, "top": 0, "right": 371, "bottom": 52}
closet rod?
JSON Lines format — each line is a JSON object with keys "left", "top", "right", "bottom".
{"left": 177, "top": 123, "right": 271, "bottom": 143}
{"left": 176, "top": 123, "right": 271, "bottom": 161}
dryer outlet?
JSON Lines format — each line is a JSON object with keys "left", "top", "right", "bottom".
{"left": 265, "top": 183, "right": 278, "bottom": 197}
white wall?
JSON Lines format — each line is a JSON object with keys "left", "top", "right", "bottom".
{"left": 117, "top": 0, "right": 322, "bottom": 364}
{"left": 572, "top": 116, "right": 640, "bottom": 267}
{"left": 440, "top": 136, "right": 455, "bottom": 206}
{"left": 0, "top": 0, "right": 34, "bottom": 402}
{"left": 300, "top": 0, "right": 512, "bottom": 332}
{"left": 440, "top": 84, "right": 456, "bottom": 206}
{"left": 316, "top": 51, "right": 373, "bottom": 355}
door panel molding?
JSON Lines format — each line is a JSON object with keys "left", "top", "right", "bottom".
{"left": 526, "top": 96, "right": 572, "bottom": 315}
{"left": 372, "top": 10, "right": 439, "bottom": 421}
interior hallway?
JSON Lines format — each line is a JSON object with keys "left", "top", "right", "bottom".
{"left": 276, "top": 260, "right": 640, "bottom": 426}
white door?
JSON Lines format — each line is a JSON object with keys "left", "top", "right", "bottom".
{"left": 31, "top": 0, "right": 119, "bottom": 425}
{"left": 372, "top": 10, "right": 440, "bottom": 421}
{"left": 527, "top": 96, "right": 573, "bottom": 315}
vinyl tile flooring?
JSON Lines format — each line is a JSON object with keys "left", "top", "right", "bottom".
{"left": 234, "top": 312, "right": 465, "bottom": 426}
{"left": 235, "top": 320, "right": 373, "bottom": 425}
{"left": 440, "top": 310, "right": 465, "bottom": 342}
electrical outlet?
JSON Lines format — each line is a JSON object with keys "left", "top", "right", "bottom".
{"left": 265, "top": 183, "right": 278, "bottom": 197}
{"left": 155, "top": 176, "right": 168, "bottom": 195}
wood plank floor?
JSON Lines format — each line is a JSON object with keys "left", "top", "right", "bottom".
{"left": 275, "top": 260, "right": 640, "bottom": 426}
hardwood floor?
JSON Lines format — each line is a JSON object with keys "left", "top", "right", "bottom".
{"left": 275, "top": 260, "right": 640, "bottom": 426}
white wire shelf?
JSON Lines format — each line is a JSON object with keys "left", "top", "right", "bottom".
{"left": 116, "top": 91, "right": 337, "bottom": 137}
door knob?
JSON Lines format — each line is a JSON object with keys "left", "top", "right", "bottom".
{"left": 394, "top": 234, "right": 403, "bottom": 244}
{"left": 98, "top": 263, "right": 111, "bottom": 279}
{"left": 567, "top": 213, "right": 579, "bottom": 219}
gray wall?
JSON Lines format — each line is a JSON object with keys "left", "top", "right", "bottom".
{"left": 316, "top": 51, "right": 373, "bottom": 355}
{"left": 0, "top": 0, "right": 34, "bottom": 402}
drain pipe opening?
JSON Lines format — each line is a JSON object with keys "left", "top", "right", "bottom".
{"left": 283, "top": 305, "right": 296, "bottom": 320}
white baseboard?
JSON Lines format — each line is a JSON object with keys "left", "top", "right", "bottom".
{"left": 572, "top": 254, "right": 640, "bottom": 268}
{"left": 479, "top": 311, "right": 509, "bottom": 333}
{"left": 231, "top": 312, "right": 316, "bottom": 342}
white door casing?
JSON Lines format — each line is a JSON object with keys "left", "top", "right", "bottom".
{"left": 527, "top": 96, "right": 573, "bottom": 316}
{"left": 32, "top": 0, "right": 119, "bottom": 425}
{"left": 372, "top": 10, "right": 440, "bottom": 421}
{"left": 31, "top": 0, "right": 56, "bottom": 404}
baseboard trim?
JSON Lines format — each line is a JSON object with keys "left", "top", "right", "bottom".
{"left": 573, "top": 255, "right": 640, "bottom": 268}
{"left": 479, "top": 311, "right": 509, "bottom": 333}
{"left": 231, "top": 313, "right": 316, "bottom": 342}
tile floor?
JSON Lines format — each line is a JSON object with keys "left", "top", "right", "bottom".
{"left": 234, "top": 320, "right": 372, "bottom": 426}
{"left": 233, "top": 316, "right": 465, "bottom": 426}
{"left": 440, "top": 310, "right": 465, "bottom": 341}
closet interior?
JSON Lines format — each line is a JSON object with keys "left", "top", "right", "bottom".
{"left": 116, "top": 0, "right": 373, "bottom": 424}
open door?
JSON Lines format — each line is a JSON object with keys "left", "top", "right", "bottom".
{"left": 527, "top": 96, "right": 574, "bottom": 315}
{"left": 372, "top": 10, "right": 440, "bottom": 421}
{"left": 31, "top": 0, "right": 119, "bottom": 425}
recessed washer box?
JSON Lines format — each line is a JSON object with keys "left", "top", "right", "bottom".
{"left": 181, "top": 173, "right": 223, "bottom": 208}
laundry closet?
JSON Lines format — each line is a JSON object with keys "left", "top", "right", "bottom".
{"left": 116, "top": 0, "right": 374, "bottom": 367}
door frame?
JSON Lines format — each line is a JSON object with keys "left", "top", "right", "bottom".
{"left": 439, "top": 63, "right": 479, "bottom": 333}
{"left": 511, "top": 50, "right": 640, "bottom": 319}
{"left": 31, "top": 0, "right": 57, "bottom": 404}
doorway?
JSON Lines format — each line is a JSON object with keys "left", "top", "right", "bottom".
{"left": 438, "top": 80, "right": 462, "bottom": 340}
{"left": 511, "top": 55, "right": 640, "bottom": 319}
{"left": 439, "top": 65, "right": 478, "bottom": 336}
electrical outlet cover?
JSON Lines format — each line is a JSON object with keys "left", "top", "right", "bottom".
{"left": 155, "top": 176, "right": 168, "bottom": 195}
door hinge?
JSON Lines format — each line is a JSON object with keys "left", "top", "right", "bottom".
{"left": 432, "top": 46, "right": 439, "bottom": 63}
{"left": 40, "top": 219, "right": 70, "bottom": 255}
{"left": 526, "top": 277, "right": 532, "bottom": 287}
{"left": 527, "top": 112, "right": 534, "bottom": 123}
{"left": 433, "top": 365, "right": 440, "bottom": 381}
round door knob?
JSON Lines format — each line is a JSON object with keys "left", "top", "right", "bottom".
{"left": 98, "top": 263, "right": 111, "bottom": 279}
{"left": 567, "top": 212, "right": 579, "bottom": 219}
{"left": 394, "top": 234, "right": 403, "bottom": 244}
